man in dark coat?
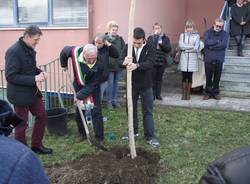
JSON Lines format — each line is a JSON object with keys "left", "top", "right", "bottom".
{"left": 5, "top": 25, "right": 52, "bottom": 154}
{"left": 121, "top": 27, "right": 160, "bottom": 147}
{"left": 147, "top": 22, "right": 172, "bottom": 100}
{"left": 230, "top": 0, "right": 250, "bottom": 56}
{"left": 203, "top": 18, "right": 228, "bottom": 100}
{"left": 225, "top": 0, "right": 236, "bottom": 7}
{"left": 94, "top": 33, "right": 119, "bottom": 104}
{"left": 60, "top": 44, "right": 104, "bottom": 144}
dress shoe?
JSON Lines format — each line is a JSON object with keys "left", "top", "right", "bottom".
{"left": 113, "top": 103, "right": 121, "bottom": 108}
{"left": 214, "top": 95, "right": 221, "bottom": 100}
{"left": 31, "top": 146, "right": 53, "bottom": 154}
{"left": 238, "top": 53, "right": 244, "bottom": 57}
{"left": 203, "top": 95, "right": 210, "bottom": 100}
{"left": 156, "top": 96, "right": 163, "bottom": 100}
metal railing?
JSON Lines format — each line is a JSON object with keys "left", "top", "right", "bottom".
{"left": 0, "top": 58, "right": 75, "bottom": 112}
{"left": 220, "top": 1, "right": 230, "bottom": 34}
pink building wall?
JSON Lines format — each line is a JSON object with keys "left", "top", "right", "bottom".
{"left": 92, "top": 0, "right": 187, "bottom": 43}
{"left": 0, "top": 0, "right": 224, "bottom": 69}
{"left": 186, "top": 0, "right": 224, "bottom": 36}
{"left": 0, "top": 29, "right": 89, "bottom": 69}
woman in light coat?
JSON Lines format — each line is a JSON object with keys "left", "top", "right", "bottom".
{"left": 178, "top": 20, "right": 200, "bottom": 100}
{"left": 192, "top": 41, "right": 206, "bottom": 89}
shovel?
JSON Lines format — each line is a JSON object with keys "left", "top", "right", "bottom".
{"left": 65, "top": 69, "right": 107, "bottom": 151}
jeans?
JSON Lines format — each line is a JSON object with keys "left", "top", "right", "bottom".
{"left": 204, "top": 61, "right": 223, "bottom": 97}
{"left": 75, "top": 86, "right": 104, "bottom": 140}
{"left": 100, "top": 81, "right": 108, "bottom": 102}
{"left": 108, "top": 71, "right": 121, "bottom": 105}
{"left": 234, "top": 31, "right": 246, "bottom": 55}
{"left": 132, "top": 87, "right": 155, "bottom": 139}
{"left": 14, "top": 95, "right": 47, "bottom": 147}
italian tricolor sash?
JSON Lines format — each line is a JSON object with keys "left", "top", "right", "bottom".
{"left": 72, "top": 47, "right": 94, "bottom": 110}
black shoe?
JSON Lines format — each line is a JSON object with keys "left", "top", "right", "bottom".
{"left": 95, "top": 139, "right": 104, "bottom": 146}
{"left": 214, "top": 95, "right": 221, "bottom": 100}
{"left": 94, "top": 139, "right": 108, "bottom": 151}
{"left": 31, "top": 146, "right": 53, "bottom": 154}
{"left": 203, "top": 95, "right": 210, "bottom": 100}
{"left": 156, "top": 96, "right": 163, "bottom": 100}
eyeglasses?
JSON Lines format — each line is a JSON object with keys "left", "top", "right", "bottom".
{"left": 215, "top": 25, "right": 223, "bottom": 29}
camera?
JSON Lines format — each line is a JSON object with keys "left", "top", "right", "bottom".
{"left": 0, "top": 100, "right": 22, "bottom": 136}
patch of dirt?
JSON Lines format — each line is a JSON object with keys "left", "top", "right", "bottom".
{"left": 46, "top": 146, "right": 161, "bottom": 184}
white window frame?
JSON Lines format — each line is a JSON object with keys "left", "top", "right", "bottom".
{"left": 0, "top": 0, "right": 88, "bottom": 29}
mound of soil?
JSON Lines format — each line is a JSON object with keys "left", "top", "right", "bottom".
{"left": 46, "top": 146, "right": 161, "bottom": 184}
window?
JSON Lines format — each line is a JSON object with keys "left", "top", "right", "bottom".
{"left": 0, "top": 0, "right": 14, "bottom": 25}
{"left": 53, "top": 0, "right": 88, "bottom": 25}
{"left": 18, "top": 0, "right": 48, "bottom": 24}
{"left": 0, "top": 0, "right": 88, "bottom": 28}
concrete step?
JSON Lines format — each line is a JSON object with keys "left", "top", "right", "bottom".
{"left": 229, "top": 37, "right": 250, "bottom": 44}
{"left": 228, "top": 39, "right": 246, "bottom": 42}
{"left": 221, "top": 73, "right": 250, "bottom": 83}
{"left": 228, "top": 43, "right": 250, "bottom": 50}
{"left": 220, "top": 80, "right": 250, "bottom": 90}
{"left": 223, "top": 64, "right": 250, "bottom": 74}
{"left": 221, "top": 86, "right": 250, "bottom": 93}
{"left": 220, "top": 90, "right": 250, "bottom": 98}
{"left": 225, "top": 56, "right": 250, "bottom": 63}
{"left": 226, "top": 49, "right": 250, "bottom": 57}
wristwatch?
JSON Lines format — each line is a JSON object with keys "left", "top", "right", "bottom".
{"left": 136, "top": 63, "right": 140, "bottom": 68}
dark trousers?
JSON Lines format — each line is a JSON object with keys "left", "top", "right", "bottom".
{"left": 182, "top": 71, "right": 193, "bottom": 83}
{"left": 204, "top": 61, "right": 223, "bottom": 96}
{"left": 234, "top": 30, "right": 246, "bottom": 55}
{"left": 75, "top": 86, "right": 104, "bottom": 141}
{"left": 14, "top": 96, "right": 47, "bottom": 147}
{"left": 132, "top": 87, "right": 155, "bottom": 139}
{"left": 152, "top": 65, "right": 165, "bottom": 98}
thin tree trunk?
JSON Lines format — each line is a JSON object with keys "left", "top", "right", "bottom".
{"left": 127, "top": 0, "right": 137, "bottom": 159}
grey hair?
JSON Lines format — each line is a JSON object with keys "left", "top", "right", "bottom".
{"left": 214, "top": 18, "right": 224, "bottom": 25}
{"left": 23, "top": 25, "right": 42, "bottom": 37}
{"left": 82, "top": 44, "right": 97, "bottom": 55}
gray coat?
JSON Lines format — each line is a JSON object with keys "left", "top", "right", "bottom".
{"left": 178, "top": 32, "right": 200, "bottom": 72}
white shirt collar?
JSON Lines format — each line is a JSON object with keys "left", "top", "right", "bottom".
{"left": 134, "top": 43, "right": 146, "bottom": 62}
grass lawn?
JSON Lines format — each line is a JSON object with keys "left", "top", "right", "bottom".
{"left": 39, "top": 105, "right": 250, "bottom": 184}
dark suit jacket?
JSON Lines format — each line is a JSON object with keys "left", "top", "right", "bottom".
{"left": 121, "top": 43, "right": 155, "bottom": 89}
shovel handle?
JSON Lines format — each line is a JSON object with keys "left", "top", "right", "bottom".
{"left": 65, "top": 70, "right": 92, "bottom": 145}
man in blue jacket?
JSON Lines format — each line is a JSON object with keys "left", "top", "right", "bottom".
{"left": 203, "top": 18, "right": 229, "bottom": 100}
{"left": 0, "top": 100, "right": 49, "bottom": 184}
{"left": 0, "top": 136, "right": 50, "bottom": 184}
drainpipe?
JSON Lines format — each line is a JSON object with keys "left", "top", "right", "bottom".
{"left": 88, "top": 0, "right": 94, "bottom": 43}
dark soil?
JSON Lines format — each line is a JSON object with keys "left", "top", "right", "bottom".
{"left": 45, "top": 146, "right": 161, "bottom": 184}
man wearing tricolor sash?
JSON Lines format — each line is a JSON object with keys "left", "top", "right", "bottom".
{"left": 60, "top": 44, "right": 104, "bottom": 144}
